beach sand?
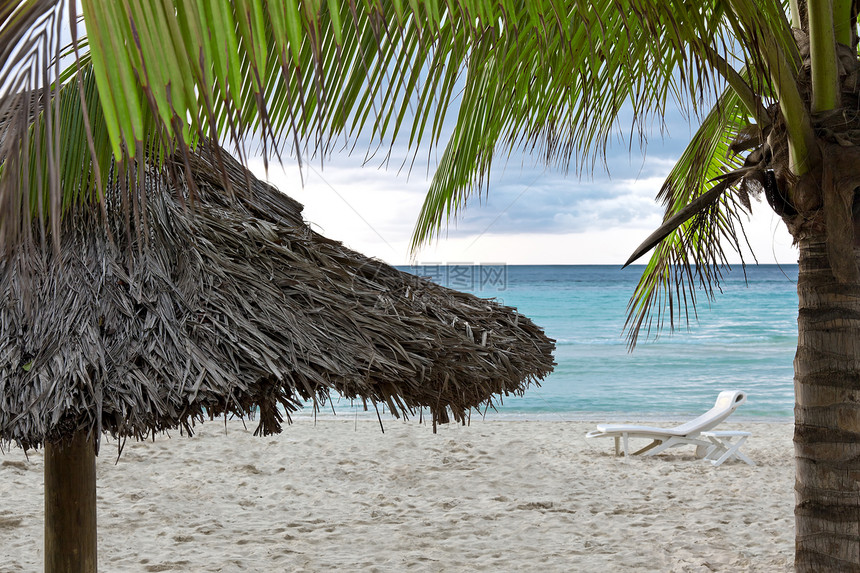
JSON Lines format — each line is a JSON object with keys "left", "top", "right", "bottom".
{"left": 1, "top": 419, "right": 793, "bottom": 572}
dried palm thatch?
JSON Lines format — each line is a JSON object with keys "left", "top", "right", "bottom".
{"left": 0, "top": 143, "right": 555, "bottom": 450}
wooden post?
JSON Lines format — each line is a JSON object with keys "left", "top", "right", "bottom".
{"left": 45, "top": 431, "right": 97, "bottom": 573}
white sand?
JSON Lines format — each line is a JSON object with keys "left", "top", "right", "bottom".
{"left": 1, "top": 419, "right": 793, "bottom": 572}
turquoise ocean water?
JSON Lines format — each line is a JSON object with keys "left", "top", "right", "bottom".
{"left": 395, "top": 264, "right": 798, "bottom": 422}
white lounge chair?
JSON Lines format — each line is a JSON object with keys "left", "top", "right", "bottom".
{"left": 585, "top": 390, "right": 748, "bottom": 457}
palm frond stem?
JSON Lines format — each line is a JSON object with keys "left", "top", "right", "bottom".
{"left": 789, "top": 0, "right": 803, "bottom": 29}
{"left": 808, "top": 2, "right": 840, "bottom": 113}
{"left": 725, "top": 0, "right": 814, "bottom": 175}
{"left": 623, "top": 178, "right": 737, "bottom": 268}
{"left": 768, "top": 39, "right": 817, "bottom": 174}
{"left": 833, "top": 0, "right": 854, "bottom": 45}
{"left": 701, "top": 44, "right": 770, "bottom": 127}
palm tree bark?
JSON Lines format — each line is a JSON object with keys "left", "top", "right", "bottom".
{"left": 44, "top": 431, "right": 97, "bottom": 573}
{"left": 794, "top": 238, "right": 860, "bottom": 572}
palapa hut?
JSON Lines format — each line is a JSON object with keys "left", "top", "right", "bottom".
{"left": 0, "top": 144, "right": 555, "bottom": 449}
{"left": 0, "top": 126, "right": 554, "bottom": 570}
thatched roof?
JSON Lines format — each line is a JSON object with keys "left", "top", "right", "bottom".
{"left": 0, "top": 143, "right": 555, "bottom": 450}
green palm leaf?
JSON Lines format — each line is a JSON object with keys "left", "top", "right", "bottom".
{"left": 0, "top": 0, "right": 808, "bottom": 344}
{"left": 624, "top": 82, "right": 756, "bottom": 347}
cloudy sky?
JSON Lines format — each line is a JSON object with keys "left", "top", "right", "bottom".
{"left": 249, "top": 120, "right": 797, "bottom": 267}
{"left": 28, "top": 7, "right": 795, "bottom": 268}
{"left": 31, "top": 8, "right": 794, "bottom": 268}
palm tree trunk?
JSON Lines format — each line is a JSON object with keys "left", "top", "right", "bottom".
{"left": 44, "top": 430, "right": 97, "bottom": 573}
{"left": 794, "top": 238, "right": 860, "bottom": 572}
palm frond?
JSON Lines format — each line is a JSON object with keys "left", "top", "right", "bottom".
{"left": 0, "top": 0, "right": 72, "bottom": 249}
{"left": 0, "top": 0, "right": 804, "bottom": 345}
{"left": 624, "top": 82, "right": 754, "bottom": 347}
{"left": 408, "top": 0, "right": 749, "bottom": 248}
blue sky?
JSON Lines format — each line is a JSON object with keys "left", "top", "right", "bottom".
{"left": 249, "top": 110, "right": 797, "bottom": 266}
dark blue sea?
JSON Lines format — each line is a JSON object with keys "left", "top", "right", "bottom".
{"left": 395, "top": 264, "right": 798, "bottom": 421}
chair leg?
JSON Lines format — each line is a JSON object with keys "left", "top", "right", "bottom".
{"left": 640, "top": 437, "right": 678, "bottom": 456}
{"left": 632, "top": 439, "right": 663, "bottom": 456}
{"left": 611, "top": 435, "right": 631, "bottom": 457}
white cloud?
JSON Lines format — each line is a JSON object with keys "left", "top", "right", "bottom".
{"left": 248, "top": 151, "right": 798, "bottom": 267}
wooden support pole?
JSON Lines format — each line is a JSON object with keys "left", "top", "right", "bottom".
{"left": 45, "top": 431, "right": 97, "bottom": 573}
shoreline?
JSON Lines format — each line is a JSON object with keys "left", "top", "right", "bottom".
{"left": 281, "top": 409, "right": 795, "bottom": 424}
{"left": 2, "top": 418, "right": 794, "bottom": 572}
